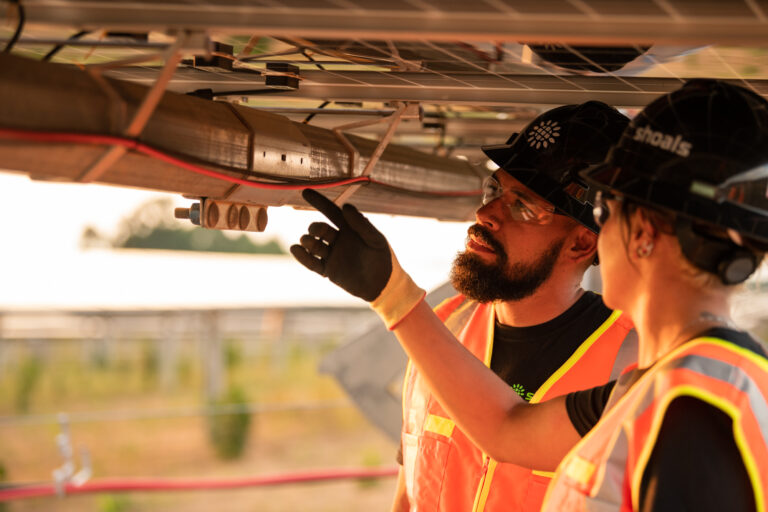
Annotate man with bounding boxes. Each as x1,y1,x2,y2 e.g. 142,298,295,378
292,101,636,512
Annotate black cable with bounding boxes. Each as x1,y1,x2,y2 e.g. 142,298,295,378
42,29,90,61
302,100,330,124
209,88,291,98
302,49,325,70
367,178,480,200
2,0,24,53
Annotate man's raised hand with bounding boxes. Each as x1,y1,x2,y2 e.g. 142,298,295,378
290,189,393,302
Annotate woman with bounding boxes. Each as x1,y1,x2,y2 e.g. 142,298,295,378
292,79,768,510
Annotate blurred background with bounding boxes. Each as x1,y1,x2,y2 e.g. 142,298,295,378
2,171,767,512
0,172,469,512
3,1,768,509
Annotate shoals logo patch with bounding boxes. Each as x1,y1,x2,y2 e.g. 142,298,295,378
633,125,692,157
527,120,561,149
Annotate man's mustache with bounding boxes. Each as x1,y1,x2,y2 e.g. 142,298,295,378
467,224,506,259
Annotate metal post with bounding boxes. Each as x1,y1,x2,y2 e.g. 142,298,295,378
202,310,223,399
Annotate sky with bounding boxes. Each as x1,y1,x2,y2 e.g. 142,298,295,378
0,172,471,309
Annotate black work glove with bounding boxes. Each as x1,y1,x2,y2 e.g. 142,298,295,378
291,189,425,329
290,189,392,301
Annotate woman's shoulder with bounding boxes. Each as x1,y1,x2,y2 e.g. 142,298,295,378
698,327,768,358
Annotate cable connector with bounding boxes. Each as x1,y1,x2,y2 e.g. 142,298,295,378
176,199,268,232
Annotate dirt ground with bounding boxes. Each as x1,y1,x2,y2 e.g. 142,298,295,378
0,337,401,511
1,407,399,511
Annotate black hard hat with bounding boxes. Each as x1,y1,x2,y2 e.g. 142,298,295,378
582,79,768,283
482,101,629,232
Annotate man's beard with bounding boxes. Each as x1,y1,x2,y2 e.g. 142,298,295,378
450,224,565,303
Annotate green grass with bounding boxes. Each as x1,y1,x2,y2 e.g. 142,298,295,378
0,337,344,415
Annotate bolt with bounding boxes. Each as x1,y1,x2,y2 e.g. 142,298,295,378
174,203,201,225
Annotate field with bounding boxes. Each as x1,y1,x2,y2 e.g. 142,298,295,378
0,316,399,512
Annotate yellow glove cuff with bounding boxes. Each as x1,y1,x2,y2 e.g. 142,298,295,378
370,249,426,330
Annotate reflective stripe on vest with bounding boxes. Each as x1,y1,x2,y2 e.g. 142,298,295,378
542,337,768,512
401,294,634,512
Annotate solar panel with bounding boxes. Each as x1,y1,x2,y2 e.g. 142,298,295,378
2,0,768,202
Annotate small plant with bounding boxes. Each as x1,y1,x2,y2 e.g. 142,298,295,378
89,342,109,370
98,494,132,512
176,355,193,385
358,448,383,489
0,460,8,512
141,339,159,388
15,355,42,412
224,338,243,371
207,385,252,460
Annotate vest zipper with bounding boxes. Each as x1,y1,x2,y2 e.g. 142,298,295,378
471,455,491,512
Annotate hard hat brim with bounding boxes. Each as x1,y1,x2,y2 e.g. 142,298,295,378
581,159,768,245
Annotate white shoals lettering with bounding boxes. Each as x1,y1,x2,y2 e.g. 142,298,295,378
632,125,692,157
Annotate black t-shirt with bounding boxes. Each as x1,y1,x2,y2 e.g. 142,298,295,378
397,292,614,464
566,327,767,512
490,291,613,400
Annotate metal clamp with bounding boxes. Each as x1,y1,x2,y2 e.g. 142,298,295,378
76,31,209,183
52,413,92,497
332,101,420,205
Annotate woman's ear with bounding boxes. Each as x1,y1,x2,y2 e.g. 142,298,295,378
567,226,598,264
631,207,659,243
629,207,659,260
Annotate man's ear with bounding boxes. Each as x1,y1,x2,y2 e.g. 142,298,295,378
567,227,598,264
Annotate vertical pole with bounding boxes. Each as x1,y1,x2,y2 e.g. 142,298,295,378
0,312,4,377
159,313,179,391
264,308,286,370
203,310,223,400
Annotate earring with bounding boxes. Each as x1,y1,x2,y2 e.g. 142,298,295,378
636,241,654,258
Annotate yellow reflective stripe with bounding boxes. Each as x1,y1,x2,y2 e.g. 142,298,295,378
423,414,455,438
696,336,768,373
630,385,765,512
564,455,596,486
531,469,555,478
530,310,623,404
484,304,496,367
472,458,498,512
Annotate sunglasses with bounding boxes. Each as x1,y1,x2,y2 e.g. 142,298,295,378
481,175,556,225
593,190,620,227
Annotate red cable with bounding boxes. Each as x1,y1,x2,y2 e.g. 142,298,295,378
0,128,481,197
0,467,398,502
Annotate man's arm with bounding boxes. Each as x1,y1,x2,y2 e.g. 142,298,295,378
390,466,410,512
292,189,580,471
394,300,580,471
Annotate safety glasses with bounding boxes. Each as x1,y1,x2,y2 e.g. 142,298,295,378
481,175,556,224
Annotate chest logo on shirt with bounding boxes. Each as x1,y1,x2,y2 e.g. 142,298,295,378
512,383,535,402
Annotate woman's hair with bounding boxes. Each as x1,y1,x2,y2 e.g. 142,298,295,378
617,199,765,289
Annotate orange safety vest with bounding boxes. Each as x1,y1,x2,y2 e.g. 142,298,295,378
401,294,635,512
542,337,768,512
